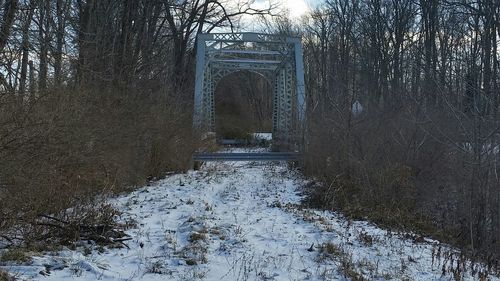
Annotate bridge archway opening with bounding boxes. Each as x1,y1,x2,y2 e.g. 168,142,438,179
214,70,273,142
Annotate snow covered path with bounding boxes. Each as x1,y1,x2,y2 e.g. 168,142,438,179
2,158,498,280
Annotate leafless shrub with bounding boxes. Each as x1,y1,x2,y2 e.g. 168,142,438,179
0,270,14,281
304,104,500,267
316,242,365,280
0,87,195,250
0,249,31,264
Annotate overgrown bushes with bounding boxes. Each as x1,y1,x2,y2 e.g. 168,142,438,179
0,87,195,248
304,105,500,263
0,270,13,281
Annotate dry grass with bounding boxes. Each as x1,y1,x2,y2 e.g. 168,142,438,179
189,232,207,242
316,242,365,280
358,231,374,247
0,270,13,281
319,242,343,258
0,249,31,263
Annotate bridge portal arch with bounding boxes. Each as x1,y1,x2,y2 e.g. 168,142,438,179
215,70,273,137
193,33,306,149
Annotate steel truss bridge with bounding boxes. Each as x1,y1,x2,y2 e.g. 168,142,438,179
193,33,306,162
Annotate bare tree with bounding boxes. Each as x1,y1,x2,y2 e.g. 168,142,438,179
301,0,500,262
0,0,18,91
164,0,276,90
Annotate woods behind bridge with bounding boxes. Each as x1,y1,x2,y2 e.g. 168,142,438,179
299,0,500,262
0,0,499,265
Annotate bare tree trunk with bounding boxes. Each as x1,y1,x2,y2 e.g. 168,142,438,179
28,60,35,100
54,0,67,87
0,0,18,92
480,0,493,114
19,0,36,98
38,0,51,92
420,0,439,106
0,0,17,54
76,0,94,85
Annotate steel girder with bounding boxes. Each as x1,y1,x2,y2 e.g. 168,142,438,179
193,32,306,148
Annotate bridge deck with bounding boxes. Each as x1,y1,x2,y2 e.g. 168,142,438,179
193,152,301,162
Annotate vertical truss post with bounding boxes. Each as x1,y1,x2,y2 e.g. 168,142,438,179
276,67,286,134
273,63,293,148
293,39,307,150
208,69,215,130
294,40,306,128
272,72,280,136
272,67,286,150
283,63,293,132
193,37,206,129
202,66,215,131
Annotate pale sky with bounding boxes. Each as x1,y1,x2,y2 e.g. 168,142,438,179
280,0,312,19
261,0,321,19
233,0,322,31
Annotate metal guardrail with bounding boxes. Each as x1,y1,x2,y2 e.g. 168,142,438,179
192,152,301,162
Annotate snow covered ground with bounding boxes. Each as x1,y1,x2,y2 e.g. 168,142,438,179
1,149,498,281
252,133,273,141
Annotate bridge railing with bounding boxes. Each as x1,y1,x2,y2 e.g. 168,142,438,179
192,152,301,162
